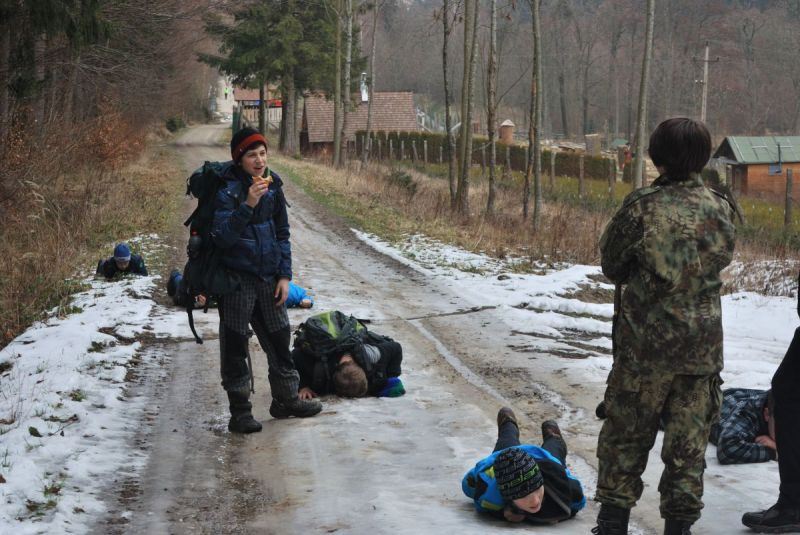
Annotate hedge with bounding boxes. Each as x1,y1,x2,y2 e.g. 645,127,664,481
353,130,615,180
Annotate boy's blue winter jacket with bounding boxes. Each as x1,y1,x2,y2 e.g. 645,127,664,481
462,444,586,523
211,165,292,281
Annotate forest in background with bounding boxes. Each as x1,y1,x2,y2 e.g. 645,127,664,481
370,0,800,140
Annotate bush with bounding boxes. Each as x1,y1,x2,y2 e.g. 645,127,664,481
165,116,185,133
386,169,417,197
354,130,614,180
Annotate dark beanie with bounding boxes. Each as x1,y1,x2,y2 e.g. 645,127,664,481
494,448,544,501
230,127,267,163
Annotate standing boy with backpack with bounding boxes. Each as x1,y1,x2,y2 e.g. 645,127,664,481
209,127,321,433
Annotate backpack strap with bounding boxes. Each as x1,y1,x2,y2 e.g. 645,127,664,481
187,303,203,344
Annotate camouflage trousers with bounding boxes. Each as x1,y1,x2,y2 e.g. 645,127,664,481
596,365,722,522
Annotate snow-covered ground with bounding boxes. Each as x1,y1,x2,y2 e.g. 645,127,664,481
0,229,796,533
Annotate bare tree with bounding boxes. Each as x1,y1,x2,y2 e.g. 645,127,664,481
456,0,479,215
633,0,655,189
485,0,498,216
441,0,458,208
333,0,343,167
340,0,354,165
363,0,381,166
531,0,543,229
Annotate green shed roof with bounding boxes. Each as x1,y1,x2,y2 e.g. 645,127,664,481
713,136,800,164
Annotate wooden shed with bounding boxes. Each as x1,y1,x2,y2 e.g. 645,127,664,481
301,92,418,155
713,136,800,200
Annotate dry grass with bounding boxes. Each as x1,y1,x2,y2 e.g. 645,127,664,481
271,155,609,268
272,155,800,295
0,124,182,347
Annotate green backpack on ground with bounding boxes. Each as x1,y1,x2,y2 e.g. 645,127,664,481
293,311,369,360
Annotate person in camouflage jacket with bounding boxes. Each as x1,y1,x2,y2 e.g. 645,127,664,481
593,118,737,535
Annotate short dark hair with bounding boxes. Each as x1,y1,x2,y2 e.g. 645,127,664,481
333,362,368,398
647,118,712,179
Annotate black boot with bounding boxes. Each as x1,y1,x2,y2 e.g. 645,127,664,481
592,504,630,535
269,397,322,419
227,391,262,433
742,503,800,533
664,518,693,535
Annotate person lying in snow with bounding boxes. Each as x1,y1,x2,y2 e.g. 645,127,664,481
291,313,404,399
599,388,776,466
743,278,800,533
96,243,148,279
462,407,586,524
710,388,776,465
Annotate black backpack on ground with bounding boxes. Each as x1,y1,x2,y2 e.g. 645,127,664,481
293,311,370,389
182,160,241,343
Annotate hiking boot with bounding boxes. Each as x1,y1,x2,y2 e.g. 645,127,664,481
592,504,630,535
497,407,518,429
541,419,561,440
742,503,800,533
228,413,263,434
665,518,693,535
596,400,608,419
269,397,322,419
227,391,262,434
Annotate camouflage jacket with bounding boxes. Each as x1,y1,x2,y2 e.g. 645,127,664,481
600,173,736,375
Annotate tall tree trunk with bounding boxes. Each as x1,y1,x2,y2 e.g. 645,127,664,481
333,0,343,167
457,0,478,215
531,0,543,229
626,23,639,142
340,0,353,165
485,0,497,216
0,25,11,142
284,75,297,155
442,0,457,209
558,71,569,138
633,0,655,189
33,33,46,131
258,81,266,134
363,1,380,166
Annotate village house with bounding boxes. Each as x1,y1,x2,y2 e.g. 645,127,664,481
300,91,418,155
232,86,282,129
712,136,800,200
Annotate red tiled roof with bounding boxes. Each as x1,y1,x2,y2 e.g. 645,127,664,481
304,92,418,143
234,87,260,101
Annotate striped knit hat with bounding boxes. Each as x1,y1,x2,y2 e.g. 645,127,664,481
494,447,544,500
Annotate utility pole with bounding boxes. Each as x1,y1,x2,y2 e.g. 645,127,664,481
694,41,719,124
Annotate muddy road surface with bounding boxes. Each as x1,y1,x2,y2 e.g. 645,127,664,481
91,125,740,535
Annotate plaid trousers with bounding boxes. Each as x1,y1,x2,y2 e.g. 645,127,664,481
218,275,298,400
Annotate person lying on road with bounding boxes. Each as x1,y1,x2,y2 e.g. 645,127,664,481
462,407,586,524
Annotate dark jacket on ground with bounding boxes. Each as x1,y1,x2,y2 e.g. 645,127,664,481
211,165,291,280
293,332,402,396
97,255,148,279
710,387,774,464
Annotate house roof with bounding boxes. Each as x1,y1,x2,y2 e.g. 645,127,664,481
304,92,418,143
713,136,800,164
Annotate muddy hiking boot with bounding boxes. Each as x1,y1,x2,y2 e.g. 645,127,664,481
227,391,262,434
592,504,630,535
664,518,693,535
269,397,322,419
596,400,608,419
541,420,561,440
497,407,518,429
742,503,800,533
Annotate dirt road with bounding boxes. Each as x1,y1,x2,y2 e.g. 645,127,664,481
92,124,740,535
